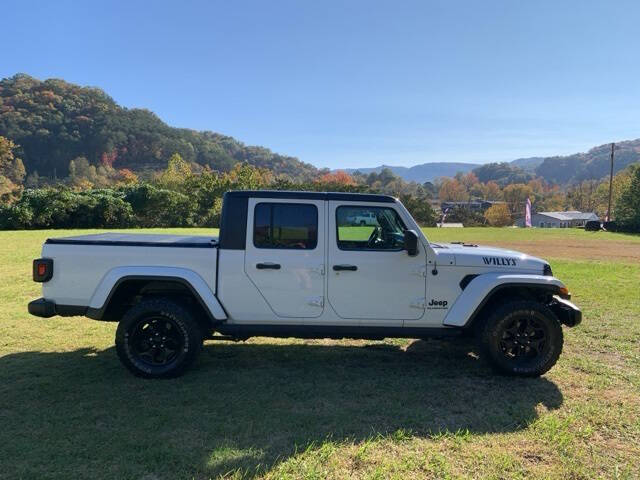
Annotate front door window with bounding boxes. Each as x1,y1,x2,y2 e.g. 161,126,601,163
336,206,406,251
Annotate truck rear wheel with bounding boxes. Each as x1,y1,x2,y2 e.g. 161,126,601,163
115,298,203,378
477,300,563,377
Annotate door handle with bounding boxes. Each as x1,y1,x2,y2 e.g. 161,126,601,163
256,262,281,270
333,264,358,271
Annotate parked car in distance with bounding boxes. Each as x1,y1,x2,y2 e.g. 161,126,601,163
585,220,602,231
346,211,378,226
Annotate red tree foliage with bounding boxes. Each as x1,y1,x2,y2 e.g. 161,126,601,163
315,170,356,186
101,150,117,168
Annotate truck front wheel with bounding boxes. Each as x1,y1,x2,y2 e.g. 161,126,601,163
477,300,563,377
115,298,203,378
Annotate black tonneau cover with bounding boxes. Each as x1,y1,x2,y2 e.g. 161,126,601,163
46,233,218,248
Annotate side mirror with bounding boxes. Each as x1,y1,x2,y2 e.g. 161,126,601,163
404,229,419,256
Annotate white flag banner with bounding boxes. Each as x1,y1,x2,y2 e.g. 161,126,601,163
525,198,532,227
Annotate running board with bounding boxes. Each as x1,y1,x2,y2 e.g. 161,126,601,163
215,324,463,341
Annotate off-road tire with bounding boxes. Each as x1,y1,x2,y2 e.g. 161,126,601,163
477,300,563,377
115,298,203,379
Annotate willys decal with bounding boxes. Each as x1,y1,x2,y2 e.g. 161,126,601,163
482,257,517,266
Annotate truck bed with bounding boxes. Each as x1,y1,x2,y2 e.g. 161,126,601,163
46,233,218,248
41,233,219,307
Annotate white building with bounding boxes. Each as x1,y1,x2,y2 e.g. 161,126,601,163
516,211,599,228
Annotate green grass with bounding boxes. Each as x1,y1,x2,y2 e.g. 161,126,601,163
338,225,375,241
1,228,639,479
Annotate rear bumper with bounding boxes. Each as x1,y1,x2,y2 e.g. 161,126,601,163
28,298,56,317
28,298,87,318
550,295,582,327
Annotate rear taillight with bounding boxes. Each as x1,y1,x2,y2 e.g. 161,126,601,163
33,258,53,282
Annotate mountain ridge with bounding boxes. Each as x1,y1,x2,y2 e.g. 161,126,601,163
341,162,480,183
2,73,638,186
340,140,640,184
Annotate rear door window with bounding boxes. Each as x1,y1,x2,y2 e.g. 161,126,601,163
254,203,318,249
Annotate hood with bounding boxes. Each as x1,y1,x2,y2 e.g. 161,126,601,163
434,242,548,273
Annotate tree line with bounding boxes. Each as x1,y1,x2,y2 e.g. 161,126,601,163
1,131,639,231
0,151,441,230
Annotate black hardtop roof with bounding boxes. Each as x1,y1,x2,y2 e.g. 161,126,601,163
224,190,397,203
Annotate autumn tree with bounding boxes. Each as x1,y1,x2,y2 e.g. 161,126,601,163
566,180,599,212
471,180,503,201
614,165,640,232
484,203,512,227
503,183,534,215
0,136,26,199
458,172,479,192
484,181,503,200
539,193,565,212
68,157,99,189
593,167,635,218
101,151,118,168
527,178,545,195
158,153,192,190
315,170,356,186
227,162,273,189
438,178,468,202
118,169,138,185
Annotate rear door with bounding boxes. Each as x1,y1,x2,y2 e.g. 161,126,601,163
244,198,325,318
327,201,427,321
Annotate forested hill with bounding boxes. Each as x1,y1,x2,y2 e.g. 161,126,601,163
471,141,640,186
0,74,318,181
348,140,640,185
534,139,640,184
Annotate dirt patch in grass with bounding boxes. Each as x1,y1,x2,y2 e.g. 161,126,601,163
485,239,640,262
423,227,640,262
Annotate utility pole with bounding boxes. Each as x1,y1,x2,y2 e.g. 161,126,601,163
606,142,615,222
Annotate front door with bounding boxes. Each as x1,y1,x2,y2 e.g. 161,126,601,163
327,202,427,321
244,198,325,318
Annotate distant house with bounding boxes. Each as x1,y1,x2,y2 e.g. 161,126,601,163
437,223,464,228
515,211,599,228
441,200,505,213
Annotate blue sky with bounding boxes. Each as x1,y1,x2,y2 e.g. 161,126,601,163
2,0,639,169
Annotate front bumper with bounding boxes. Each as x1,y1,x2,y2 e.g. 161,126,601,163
550,295,582,327
28,298,87,318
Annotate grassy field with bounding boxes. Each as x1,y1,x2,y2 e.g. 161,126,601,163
1,227,639,479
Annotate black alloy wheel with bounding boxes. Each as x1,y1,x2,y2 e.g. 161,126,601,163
498,316,547,360
115,298,203,378
129,316,185,367
478,300,563,377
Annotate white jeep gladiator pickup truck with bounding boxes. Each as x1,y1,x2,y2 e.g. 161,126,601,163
28,190,581,378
